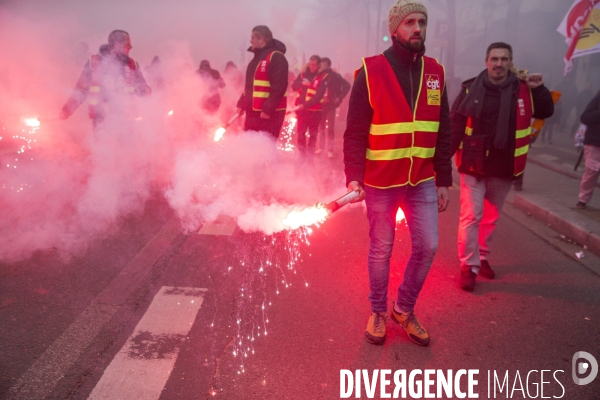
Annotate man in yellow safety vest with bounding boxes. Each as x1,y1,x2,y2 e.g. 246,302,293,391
236,25,288,139
59,30,151,127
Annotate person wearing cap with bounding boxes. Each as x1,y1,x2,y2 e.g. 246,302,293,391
236,25,289,139
344,0,451,346
59,30,151,127
450,43,554,292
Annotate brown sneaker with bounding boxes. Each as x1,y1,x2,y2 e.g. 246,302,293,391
390,306,430,346
479,259,495,279
365,312,387,345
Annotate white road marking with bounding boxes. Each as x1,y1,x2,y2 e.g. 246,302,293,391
8,216,182,400
197,214,237,236
88,286,207,400
8,304,118,400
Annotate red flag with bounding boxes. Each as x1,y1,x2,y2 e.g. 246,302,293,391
558,0,600,75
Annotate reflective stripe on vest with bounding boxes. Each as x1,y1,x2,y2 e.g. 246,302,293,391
513,82,534,176
296,72,328,111
455,80,533,176
363,54,445,188
252,51,287,111
88,55,137,119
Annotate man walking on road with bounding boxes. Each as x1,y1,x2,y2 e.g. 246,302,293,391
316,57,350,158
344,0,451,346
291,55,329,162
451,42,554,291
236,25,288,139
59,30,151,127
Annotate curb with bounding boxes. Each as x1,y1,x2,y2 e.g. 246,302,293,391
512,193,600,258
527,156,600,189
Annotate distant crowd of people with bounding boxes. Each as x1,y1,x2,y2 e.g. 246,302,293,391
61,26,353,161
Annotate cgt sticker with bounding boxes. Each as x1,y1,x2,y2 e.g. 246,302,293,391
425,74,440,90
426,74,441,106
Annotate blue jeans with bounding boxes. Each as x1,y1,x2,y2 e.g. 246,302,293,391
365,180,439,313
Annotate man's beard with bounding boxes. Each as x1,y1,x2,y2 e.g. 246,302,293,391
400,35,425,53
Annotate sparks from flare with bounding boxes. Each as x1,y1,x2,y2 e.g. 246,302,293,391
4,117,40,193
277,117,296,152
214,127,226,142
213,227,311,382
24,117,40,128
396,208,405,223
282,204,329,230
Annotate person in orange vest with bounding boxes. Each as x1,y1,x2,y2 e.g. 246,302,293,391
59,30,151,127
344,0,451,347
236,25,288,139
450,42,554,291
291,55,329,162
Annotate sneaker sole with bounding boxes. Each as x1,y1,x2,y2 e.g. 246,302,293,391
460,283,475,292
365,332,385,345
390,312,430,346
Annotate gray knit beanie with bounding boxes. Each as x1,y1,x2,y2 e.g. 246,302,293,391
388,0,428,36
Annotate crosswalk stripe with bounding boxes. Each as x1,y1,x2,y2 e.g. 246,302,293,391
197,215,237,236
88,286,207,400
7,217,183,400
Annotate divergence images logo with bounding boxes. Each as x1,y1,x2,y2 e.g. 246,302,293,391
572,351,598,386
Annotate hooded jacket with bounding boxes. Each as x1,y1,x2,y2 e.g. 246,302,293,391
323,68,351,108
237,39,289,116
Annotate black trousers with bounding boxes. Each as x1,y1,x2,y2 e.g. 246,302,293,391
296,110,322,158
244,110,286,139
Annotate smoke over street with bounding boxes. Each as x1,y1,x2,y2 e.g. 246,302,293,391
0,2,349,262
0,0,593,263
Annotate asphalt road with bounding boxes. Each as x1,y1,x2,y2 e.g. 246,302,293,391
2,175,599,399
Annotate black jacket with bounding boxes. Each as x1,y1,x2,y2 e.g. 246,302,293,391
291,70,328,110
582,91,600,147
322,68,351,108
237,39,288,116
343,38,452,188
450,74,554,178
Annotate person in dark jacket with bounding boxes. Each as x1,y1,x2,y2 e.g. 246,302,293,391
291,55,329,162
197,60,225,115
316,57,351,158
576,89,600,208
236,25,288,139
344,0,451,347
450,42,554,291
59,30,151,128
572,82,595,134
